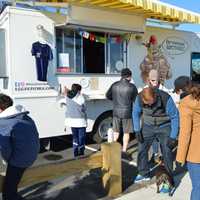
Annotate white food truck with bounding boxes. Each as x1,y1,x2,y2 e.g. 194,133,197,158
0,1,200,146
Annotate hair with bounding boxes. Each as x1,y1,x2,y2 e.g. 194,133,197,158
189,82,200,101
67,83,82,98
71,84,82,93
121,68,132,78
0,93,13,111
140,87,156,103
174,76,191,94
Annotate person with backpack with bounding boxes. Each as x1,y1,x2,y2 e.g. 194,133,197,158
132,87,179,193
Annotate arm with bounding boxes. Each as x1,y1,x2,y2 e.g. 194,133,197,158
82,104,87,122
80,95,87,121
176,102,192,164
132,96,142,132
106,85,113,100
131,84,138,102
166,97,179,139
58,97,66,107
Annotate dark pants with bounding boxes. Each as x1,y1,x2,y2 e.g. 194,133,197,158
2,164,26,200
137,124,173,176
152,139,159,154
187,162,200,200
71,127,86,157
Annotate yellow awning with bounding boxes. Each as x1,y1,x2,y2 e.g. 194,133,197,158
34,0,200,24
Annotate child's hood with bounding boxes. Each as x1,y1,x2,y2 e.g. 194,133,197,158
0,105,28,118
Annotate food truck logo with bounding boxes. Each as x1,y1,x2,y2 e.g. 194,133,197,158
15,82,55,91
162,37,188,55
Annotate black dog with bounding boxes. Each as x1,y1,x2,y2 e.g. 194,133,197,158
155,165,174,196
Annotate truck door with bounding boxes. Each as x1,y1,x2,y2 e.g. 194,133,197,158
0,29,8,89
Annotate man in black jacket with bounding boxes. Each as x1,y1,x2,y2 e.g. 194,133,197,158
106,68,138,153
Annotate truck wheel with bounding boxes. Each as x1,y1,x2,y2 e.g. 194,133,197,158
92,111,113,144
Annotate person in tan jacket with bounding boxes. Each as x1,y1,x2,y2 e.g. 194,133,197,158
176,82,200,200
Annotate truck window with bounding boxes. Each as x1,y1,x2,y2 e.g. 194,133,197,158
191,52,200,83
0,29,7,77
56,29,81,73
83,32,105,73
107,34,126,74
56,28,127,74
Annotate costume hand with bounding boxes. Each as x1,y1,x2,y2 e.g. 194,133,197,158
135,131,144,143
167,137,177,150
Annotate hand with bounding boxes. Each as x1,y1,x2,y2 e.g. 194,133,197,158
135,131,144,143
63,86,69,95
176,161,185,168
167,137,177,150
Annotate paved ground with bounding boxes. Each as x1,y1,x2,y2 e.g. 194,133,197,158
0,136,190,200
116,172,191,200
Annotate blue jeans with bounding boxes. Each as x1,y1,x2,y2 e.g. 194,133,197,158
137,124,173,176
187,162,200,200
152,139,159,154
71,127,86,157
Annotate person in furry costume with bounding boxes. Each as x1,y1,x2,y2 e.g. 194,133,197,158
140,35,172,85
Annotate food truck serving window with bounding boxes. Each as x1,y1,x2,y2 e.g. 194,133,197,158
56,28,127,74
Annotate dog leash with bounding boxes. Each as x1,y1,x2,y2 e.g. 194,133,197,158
149,146,178,173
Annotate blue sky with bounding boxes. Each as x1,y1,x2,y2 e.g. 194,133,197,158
161,0,200,32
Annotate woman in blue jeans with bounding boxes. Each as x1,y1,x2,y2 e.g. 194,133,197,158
176,81,200,200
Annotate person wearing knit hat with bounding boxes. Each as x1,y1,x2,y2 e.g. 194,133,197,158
174,76,190,99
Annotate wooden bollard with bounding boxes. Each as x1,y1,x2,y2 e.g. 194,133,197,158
101,142,122,197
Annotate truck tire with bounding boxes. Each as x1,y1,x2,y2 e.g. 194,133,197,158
92,111,113,144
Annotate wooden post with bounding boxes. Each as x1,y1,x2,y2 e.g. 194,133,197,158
0,152,102,192
101,142,122,197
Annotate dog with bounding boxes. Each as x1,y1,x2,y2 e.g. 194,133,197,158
155,165,174,196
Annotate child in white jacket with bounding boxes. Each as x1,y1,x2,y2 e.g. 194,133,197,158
64,84,87,157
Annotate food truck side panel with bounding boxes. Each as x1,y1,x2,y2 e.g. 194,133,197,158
6,7,66,138
0,7,118,140
131,26,200,88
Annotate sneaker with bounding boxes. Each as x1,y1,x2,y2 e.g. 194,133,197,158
160,183,171,193
134,174,151,183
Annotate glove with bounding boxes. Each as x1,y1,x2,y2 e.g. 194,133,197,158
167,137,177,150
135,131,144,143
176,161,185,168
